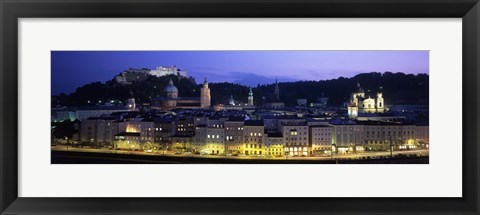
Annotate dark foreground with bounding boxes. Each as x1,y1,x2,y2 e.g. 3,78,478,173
51,150,429,164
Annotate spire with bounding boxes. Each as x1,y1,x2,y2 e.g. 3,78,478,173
203,77,208,86
248,87,254,106
168,78,174,86
357,82,360,88
229,94,235,105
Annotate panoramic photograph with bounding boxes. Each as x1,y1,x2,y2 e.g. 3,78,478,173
51,50,429,164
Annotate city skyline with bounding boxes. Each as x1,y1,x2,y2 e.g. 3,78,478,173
51,51,429,164
51,50,429,95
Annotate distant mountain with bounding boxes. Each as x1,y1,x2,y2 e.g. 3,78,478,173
52,72,429,107
231,73,295,87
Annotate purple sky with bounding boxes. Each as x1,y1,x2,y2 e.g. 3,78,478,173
51,50,429,95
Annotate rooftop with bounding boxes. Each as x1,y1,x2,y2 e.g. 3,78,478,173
244,120,264,126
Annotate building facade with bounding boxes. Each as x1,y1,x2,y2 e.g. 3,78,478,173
243,120,265,156
154,78,211,111
310,125,333,156
225,117,244,155
348,83,386,119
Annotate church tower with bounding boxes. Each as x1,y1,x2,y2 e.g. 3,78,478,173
163,79,178,109
376,87,385,113
348,105,358,119
229,94,235,106
165,79,178,98
274,78,280,100
127,90,136,111
200,77,211,108
248,87,254,106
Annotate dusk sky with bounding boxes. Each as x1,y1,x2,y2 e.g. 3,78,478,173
51,51,429,95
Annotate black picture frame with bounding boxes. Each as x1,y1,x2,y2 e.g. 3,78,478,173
1,0,479,214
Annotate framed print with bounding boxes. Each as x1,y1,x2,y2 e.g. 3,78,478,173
1,0,479,214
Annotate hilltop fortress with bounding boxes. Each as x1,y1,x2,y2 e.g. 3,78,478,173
115,66,188,84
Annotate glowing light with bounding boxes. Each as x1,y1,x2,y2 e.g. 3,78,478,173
126,124,139,133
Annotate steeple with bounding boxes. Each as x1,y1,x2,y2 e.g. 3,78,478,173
200,77,211,108
229,94,235,106
274,78,280,100
127,89,136,111
248,87,254,106
203,77,208,87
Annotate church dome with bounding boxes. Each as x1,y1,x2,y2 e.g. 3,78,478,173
164,79,178,93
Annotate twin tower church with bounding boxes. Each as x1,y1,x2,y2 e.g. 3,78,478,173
347,82,386,119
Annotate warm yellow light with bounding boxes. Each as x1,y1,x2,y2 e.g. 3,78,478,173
126,124,139,133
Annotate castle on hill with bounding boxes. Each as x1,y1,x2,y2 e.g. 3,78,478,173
115,66,188,85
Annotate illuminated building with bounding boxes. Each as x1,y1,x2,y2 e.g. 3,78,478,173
348,83,386,119
415,124,429,147
265,133,284,157
192,125,207,154
331,120,418,152
331,121,365,154
171,134,193,153
154,78,211,111
309,125,333,156
225,116,245,155
80,117,126,144
154,118,176,150
281,120,309,156
115,66,188,85
139,118,154,142
127,90,136,111
248,87,254,106
114,132,141,150
176,117,195,136
205,127,225,155
200,78,211,108
149,66,188,78
243,120,264,156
